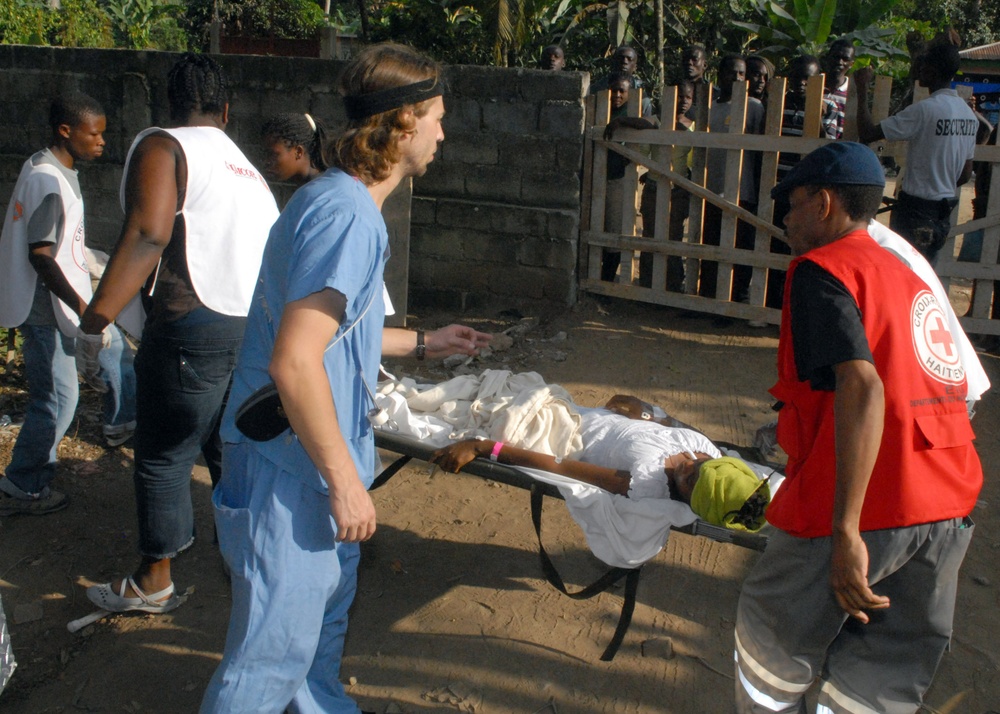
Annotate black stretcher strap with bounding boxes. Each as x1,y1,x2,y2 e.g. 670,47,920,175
530,484,641,661
370,454,412,491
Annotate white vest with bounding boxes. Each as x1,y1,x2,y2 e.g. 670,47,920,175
0,155,93,336
122,127,279,316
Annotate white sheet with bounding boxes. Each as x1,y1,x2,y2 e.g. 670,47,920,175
376,370,583,458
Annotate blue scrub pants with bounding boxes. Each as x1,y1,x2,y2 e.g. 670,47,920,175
200,441,362,714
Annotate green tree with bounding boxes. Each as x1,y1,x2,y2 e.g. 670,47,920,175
54,0,115,48
1,0,179,49
105,0,186,50
368,0,492,65
733,0,908,66
475,0,601,65
0,0,53,45
184,0,327,49
894,0,1000,47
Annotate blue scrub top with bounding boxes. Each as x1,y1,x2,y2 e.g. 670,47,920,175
221,168,389,492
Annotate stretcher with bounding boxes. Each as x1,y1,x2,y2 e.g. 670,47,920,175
372,430,771,661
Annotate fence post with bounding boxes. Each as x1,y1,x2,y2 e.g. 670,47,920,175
713,82,750,302
685,82,712,294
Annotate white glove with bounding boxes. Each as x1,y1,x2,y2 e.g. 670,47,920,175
76,325,113,349
75,326,113,392
752,420,778,459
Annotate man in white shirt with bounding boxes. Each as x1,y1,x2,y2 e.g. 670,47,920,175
0,93,112,515
855,42,977,263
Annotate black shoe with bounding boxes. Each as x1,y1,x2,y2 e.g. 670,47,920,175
0,483,68,516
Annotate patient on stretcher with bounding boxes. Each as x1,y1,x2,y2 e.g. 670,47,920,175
430,394,771,532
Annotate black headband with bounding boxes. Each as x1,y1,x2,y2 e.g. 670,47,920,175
343,78,443,121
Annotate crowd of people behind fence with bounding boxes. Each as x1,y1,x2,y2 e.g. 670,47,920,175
0,31,992,713
552,33,995,327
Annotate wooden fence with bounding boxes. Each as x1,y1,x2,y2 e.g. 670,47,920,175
580,74,1000,335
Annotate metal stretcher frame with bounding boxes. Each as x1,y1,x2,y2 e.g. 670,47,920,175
372,431,770,661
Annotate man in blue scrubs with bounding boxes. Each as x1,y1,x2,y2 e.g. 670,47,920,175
200,43,491,714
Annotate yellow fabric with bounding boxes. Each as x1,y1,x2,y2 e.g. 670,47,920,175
690,457,769,531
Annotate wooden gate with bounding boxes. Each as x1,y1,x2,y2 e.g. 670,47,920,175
580,74,1000,335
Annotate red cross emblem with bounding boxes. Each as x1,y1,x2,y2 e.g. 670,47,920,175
928,316,954,358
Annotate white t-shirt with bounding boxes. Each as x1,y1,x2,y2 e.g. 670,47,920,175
880,89,977,201
576,407,720,500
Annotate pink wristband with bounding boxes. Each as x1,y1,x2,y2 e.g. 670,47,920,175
490,441,504,462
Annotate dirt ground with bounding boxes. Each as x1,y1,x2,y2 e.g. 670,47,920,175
1,293,998,714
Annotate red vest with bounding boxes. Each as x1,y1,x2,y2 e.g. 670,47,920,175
768,230,981,537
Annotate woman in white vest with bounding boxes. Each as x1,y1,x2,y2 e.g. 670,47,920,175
0,93,119,516
79,55,279,613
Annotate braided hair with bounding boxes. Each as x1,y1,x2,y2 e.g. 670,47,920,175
167,53,228,123
260,113,329,171
49,91,104,131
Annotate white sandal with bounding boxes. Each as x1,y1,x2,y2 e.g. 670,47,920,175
86,576,185,614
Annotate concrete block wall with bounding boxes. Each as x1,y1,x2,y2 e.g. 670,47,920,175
0,45,586,311
412,65,587,309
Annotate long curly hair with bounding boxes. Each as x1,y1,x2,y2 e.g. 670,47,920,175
330,43,442,185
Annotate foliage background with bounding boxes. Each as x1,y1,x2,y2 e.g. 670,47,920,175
0,0,998,87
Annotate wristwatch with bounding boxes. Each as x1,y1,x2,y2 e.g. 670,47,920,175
415,330,426,361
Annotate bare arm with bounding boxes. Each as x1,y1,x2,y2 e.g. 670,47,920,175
430,439,631,496
381,324,492,360
270,287,376,543
853,68,885,145
28,243,87,317
957,159,974,187
79,134,182,334
830,359,890,622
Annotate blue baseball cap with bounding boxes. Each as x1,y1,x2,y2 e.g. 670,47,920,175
771,141,885,201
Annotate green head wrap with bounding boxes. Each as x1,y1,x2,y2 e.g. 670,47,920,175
689,457,770,532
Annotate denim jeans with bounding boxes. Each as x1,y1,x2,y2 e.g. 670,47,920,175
99,324,137,428
890,191,959,265
133,311,245,559
3,323,79,496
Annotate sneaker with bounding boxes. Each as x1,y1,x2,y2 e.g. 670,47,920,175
104,420,136,447
0,487,68,516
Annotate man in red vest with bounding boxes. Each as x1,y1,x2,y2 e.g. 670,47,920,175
734,142,981,714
